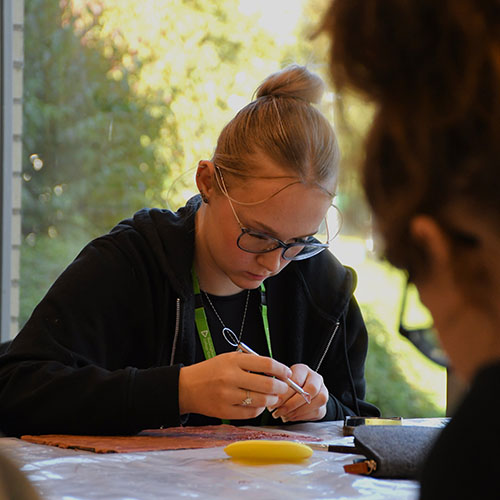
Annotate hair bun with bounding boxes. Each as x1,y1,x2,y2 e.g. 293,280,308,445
255,64,325,105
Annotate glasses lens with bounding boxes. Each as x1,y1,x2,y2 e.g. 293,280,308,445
315,218,329,245
238,230,328,260
238,230,280,253
283,243,327,261
320,205,343,243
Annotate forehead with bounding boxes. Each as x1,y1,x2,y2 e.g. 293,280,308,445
232,181,333,237
218,153,335,236
225,151,336,197
224,163,335,204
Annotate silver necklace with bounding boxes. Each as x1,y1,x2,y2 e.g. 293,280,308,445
202,289,251,345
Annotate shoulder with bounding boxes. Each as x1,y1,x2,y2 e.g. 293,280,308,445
66,198,200,290
454,361,500,421
420,361,500,497
96,197,201,259
109,196,200,244
441,361,500,433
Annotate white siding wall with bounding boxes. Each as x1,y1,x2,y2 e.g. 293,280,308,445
4,0,23,339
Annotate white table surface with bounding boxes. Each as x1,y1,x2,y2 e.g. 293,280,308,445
1,419,447,500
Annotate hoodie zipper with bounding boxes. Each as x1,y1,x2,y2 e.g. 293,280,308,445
169,297,181,366
314,320,340,371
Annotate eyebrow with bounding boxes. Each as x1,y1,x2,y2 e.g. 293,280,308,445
244,218,317,241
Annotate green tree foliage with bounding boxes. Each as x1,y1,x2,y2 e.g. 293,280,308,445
22,0,310,238
23,0,170,237
364,310,443,417
59,0,301,210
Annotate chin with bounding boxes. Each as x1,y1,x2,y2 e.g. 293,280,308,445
231,274,263,290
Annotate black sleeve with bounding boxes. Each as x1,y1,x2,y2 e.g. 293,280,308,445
0,230,182,436
322,298,380,420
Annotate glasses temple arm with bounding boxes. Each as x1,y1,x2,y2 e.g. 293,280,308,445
214,166,245,228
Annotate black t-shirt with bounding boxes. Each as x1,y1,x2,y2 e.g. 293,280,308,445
189,287,276,426
194,288,271,360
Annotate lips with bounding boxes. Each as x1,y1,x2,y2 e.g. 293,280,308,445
246,271,272,281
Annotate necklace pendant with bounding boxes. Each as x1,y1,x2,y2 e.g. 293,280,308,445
222,327,239,347
203,289,251,349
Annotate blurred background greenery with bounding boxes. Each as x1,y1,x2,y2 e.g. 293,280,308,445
20,0,446,418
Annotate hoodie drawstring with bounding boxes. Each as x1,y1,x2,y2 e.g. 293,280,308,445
342,314,361,415
169,297,181,366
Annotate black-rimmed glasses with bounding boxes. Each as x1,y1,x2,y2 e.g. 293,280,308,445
237,227,329,261
215,165,330,261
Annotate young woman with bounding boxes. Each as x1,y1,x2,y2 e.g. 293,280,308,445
321,1,500,497
0,64,379,436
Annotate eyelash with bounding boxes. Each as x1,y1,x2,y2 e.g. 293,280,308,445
247,228,310,245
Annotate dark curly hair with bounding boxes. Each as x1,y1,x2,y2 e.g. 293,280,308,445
320,0,500,281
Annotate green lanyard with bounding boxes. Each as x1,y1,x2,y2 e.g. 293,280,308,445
192,268,273,425
192,269,273,360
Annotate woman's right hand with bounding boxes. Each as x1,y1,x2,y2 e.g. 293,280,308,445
178,352,292,420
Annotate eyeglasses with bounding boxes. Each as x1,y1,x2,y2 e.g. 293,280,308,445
398,278,448,367
236,227,329,261
215,165,330,261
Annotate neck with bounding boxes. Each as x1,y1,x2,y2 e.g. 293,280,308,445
194,209,243,296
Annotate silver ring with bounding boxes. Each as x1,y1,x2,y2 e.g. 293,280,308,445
242,390,252,406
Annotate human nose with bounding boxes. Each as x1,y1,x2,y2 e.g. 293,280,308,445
256,248,284,273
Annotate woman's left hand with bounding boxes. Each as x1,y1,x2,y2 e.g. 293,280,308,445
269,363,328,422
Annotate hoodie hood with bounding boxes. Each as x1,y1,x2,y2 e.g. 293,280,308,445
283,249,357,321
112,196,201,299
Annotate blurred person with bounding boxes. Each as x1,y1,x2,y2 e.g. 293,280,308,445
0,64,378,436
0,448,41,499
320,0,500,497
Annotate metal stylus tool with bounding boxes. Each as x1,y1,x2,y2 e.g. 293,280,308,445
223,328,312,404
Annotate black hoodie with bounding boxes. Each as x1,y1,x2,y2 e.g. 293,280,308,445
0,196,379,436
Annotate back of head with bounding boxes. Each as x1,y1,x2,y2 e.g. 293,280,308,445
321,0,500,283
213,64,339,191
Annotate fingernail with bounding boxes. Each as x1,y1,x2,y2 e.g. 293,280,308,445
272,409,281,419
281,416,288,423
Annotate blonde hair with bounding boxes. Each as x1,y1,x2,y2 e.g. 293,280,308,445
213,64,339,194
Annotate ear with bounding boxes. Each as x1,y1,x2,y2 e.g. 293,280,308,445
410,215,452,270
195,161,216,201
